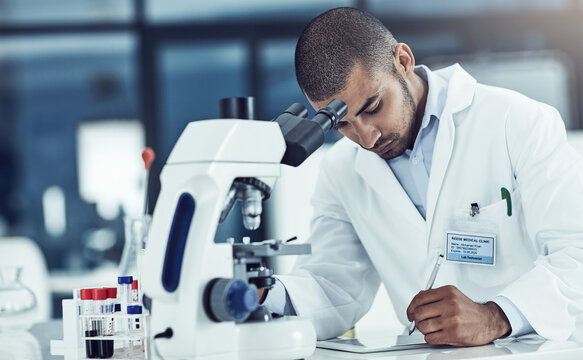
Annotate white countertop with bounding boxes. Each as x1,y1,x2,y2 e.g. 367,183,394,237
309,336,583,360
6,320,582,360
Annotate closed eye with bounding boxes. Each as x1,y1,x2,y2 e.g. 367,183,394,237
365,100,383,115
334,121,348,130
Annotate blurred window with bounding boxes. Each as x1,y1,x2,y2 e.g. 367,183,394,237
77,120,145,220
0,0,133,25
425,51,576,129
159,42,249,158
397,33,464,58
0,33,138,268
259,40,305,118
368,0,570,17
146,0,352,23
259,39,343,143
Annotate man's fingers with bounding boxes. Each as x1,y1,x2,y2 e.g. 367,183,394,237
412,302,445,323
406,291,423,321
424,330,447,345
407,285,459,320
416,315,443,335
407,286,505,346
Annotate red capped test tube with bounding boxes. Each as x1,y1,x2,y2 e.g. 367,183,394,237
80,288,97,359
93,288,113,359
104,287,117,356
131,280,139,305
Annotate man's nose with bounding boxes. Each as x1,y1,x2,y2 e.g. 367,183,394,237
354,120,380,149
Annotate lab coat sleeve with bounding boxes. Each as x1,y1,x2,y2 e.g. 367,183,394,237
492,295,534,336
500,101,583,340
276,151,381,340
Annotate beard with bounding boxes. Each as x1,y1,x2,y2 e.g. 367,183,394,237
374,74,418,160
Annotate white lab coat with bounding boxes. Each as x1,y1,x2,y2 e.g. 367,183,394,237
277,64,583,341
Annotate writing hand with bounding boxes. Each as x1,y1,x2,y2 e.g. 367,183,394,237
406,285,511,346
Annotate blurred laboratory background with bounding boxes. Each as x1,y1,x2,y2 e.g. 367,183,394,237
2,0,583,322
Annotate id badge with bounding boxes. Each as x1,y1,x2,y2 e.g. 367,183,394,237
446,231,495,265
446,208,498,266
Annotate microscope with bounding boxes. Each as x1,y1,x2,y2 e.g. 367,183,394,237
142,97,347,359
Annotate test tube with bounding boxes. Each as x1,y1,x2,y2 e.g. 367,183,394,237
72,288,83,349
93,288,113,359
117,276,133,314
104,288,117,357
131,280,139,305
127,305,143,355
80,289,97,359
113,282,121,323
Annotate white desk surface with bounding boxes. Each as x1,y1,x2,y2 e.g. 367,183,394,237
309,337,583,360
8,320,583,360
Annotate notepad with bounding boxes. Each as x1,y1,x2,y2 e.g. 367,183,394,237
316,333,431,353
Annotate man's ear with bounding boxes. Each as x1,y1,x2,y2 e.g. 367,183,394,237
394,43,416,76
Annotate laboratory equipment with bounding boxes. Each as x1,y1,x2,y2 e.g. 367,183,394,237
119,216,151,277
80,289,98,358
51,280,150,359
127,305,145,356
131,280,139,304
0,266,38,331
103,288,116,357
0,330,42,360
93,288,113,359
142,147,156,215
117,276,133,314
142,97,347,360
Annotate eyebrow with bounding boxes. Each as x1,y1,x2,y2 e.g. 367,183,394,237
355,92,381,117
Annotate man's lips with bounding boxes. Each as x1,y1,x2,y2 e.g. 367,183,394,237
373,139,395,155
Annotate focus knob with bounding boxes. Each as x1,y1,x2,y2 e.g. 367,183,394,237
204,278,259,322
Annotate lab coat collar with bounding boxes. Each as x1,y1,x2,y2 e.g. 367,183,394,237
355,146,426,226
414,64,448,126
354,63,477,234
425,64,476,235
433,63,476,115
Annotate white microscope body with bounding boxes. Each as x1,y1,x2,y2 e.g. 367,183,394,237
143,99,347,360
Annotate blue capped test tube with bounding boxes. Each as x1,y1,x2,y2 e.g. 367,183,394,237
117,276,133,314
127,305,144,356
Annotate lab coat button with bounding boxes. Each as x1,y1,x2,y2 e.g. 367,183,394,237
412,157,420,165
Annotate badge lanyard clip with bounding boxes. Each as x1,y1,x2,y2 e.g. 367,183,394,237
470,203,480,217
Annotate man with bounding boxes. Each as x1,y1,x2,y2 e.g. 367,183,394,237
261,7,583,346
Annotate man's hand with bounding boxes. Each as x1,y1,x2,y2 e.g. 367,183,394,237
406,285,511,346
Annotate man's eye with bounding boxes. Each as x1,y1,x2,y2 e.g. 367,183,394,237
365,100,383,115
334,121,348,130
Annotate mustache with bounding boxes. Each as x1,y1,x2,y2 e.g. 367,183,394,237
372,133,399,151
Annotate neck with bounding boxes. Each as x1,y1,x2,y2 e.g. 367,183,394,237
408,73,428,150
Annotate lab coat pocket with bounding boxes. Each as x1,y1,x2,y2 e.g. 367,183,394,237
454,188,533,290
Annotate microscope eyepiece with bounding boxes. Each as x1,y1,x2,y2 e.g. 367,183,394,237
312,99,348,132
219,97,256,120
275,98,348,167
283,103,308,118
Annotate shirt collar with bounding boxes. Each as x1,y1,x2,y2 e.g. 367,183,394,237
414,65,448,130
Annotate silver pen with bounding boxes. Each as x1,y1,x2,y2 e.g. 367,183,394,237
408,252,445,335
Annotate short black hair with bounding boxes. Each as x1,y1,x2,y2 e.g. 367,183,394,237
295,7,398,102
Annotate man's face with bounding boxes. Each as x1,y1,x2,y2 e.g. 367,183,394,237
309,62,418,160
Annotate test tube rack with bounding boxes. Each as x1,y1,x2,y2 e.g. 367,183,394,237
51,298,150,359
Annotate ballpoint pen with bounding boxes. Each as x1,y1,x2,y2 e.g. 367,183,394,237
408,252,445,335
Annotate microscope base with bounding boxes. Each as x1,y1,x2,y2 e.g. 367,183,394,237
236,317,316,360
